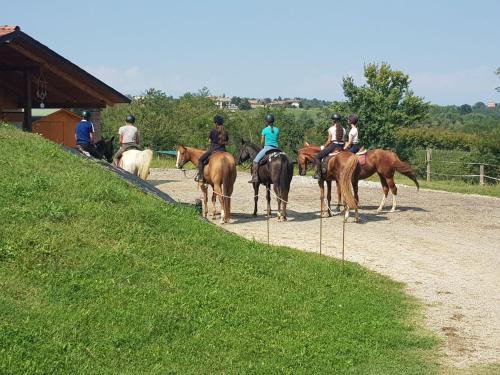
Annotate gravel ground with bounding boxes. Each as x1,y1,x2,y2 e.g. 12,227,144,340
150,168,500,370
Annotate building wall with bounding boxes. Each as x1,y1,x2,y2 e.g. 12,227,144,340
32,110,80,147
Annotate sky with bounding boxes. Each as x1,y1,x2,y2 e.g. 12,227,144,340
3,0,500,105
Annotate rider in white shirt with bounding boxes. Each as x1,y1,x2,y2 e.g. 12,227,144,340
344,114,360,154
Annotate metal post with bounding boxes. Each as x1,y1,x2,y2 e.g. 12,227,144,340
426,148,432,182
479,164,485,186
319,200,323,255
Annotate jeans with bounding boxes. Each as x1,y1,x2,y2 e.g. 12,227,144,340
346,144,360,153
315,142,344,161
253,145,277,163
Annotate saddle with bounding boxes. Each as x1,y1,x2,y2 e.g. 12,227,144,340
320,150,342,176
258,148,283,166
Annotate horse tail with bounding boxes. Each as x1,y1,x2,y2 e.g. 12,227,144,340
279,155,293,196
339,154,359,210
222,157,237,221
393,155,419,190
137,149,153,180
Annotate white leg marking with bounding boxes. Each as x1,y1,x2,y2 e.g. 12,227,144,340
175,151,180,169
390,195,397,213
376,195,386,213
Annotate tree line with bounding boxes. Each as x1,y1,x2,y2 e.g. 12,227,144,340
101,63,500,165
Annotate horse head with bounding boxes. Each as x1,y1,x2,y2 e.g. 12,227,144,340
95,136,114,163
297,147,317,176
236,140,257,165
176,145,189,169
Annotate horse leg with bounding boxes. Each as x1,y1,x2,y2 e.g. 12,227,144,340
326,180,333,216
386,177,398,212
214,184,225,222
200,185,209,218
281,190,289,221
253,183,259,216
274,185,282,221
211,190,218,220
376,174,389,213
319,181,326,217
266,185,272,217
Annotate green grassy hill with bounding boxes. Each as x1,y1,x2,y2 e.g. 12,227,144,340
0,124,438,374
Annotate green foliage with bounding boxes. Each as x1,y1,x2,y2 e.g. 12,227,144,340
0,125,439,374
342,63,429,149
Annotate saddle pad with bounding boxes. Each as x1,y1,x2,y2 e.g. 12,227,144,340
356,150,367,156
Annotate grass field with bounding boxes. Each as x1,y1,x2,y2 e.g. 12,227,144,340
0,124,441,373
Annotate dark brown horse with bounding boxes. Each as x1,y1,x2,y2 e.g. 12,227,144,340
236,141,294,221
176,145,237,224
297,144,419,217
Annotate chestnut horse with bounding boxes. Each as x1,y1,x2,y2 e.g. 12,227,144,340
297,144,419,216
176,145,237,224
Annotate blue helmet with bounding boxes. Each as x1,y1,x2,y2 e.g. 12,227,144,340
265,114,275,124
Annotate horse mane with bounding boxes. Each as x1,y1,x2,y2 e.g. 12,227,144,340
243,141,260,152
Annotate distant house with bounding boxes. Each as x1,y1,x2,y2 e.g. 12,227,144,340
270,99,301,108
487,102,497,108
209,96,232,109
249,99,264,109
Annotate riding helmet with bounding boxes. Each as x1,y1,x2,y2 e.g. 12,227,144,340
213,115,224,125
81,110,91,120
348,114,358,125
126,114,136,124
330,113,342,121
265,114,275,124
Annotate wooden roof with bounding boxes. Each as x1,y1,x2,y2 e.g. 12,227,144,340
0,26,130,108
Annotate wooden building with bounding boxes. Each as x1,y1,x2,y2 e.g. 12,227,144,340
0,25,130,132
32,109,81,147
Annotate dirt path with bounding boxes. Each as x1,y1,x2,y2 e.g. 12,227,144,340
150,168,500,370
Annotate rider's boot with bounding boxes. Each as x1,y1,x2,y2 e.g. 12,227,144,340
313,159,322,179
248,162,259,183
194,163,205,182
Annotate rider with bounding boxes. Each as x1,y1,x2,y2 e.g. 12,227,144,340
344,114,361,153
75,110,100,158
194,115,228,182
313,113,345,179
249,114,280,183
113,114,141,166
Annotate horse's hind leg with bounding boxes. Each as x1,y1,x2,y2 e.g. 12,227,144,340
266,185,271,217
210,191,217,220
377,174,389,213
281,190,289,221
201,185,209,218
386,177,398,212
274,185,282,221
253,183,259,216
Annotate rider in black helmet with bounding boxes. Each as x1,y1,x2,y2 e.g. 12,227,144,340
313,113,346,179
113,114,141,166
75,110,100,158
194,115,229,182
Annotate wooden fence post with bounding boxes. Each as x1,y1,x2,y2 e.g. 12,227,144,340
479,164,485,186
426,148,432,182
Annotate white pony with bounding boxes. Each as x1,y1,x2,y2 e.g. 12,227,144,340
119,149,154,180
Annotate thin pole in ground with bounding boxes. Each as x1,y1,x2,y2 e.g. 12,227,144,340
319,198,323,255
342,209,346,272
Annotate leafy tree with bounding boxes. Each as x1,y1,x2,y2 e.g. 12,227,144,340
231,96,242,106
472,101,486,111
459,104,472,115
197,86,211,97
496,67,500,92
238,98,252,110
342,62,429,149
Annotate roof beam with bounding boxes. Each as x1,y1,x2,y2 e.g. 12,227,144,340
8,43,112,106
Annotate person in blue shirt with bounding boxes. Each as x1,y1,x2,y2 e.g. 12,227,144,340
75,110,100,158
194,115,229,182
249,114,280,183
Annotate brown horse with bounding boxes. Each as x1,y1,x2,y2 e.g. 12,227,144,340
176,145,237,224
297,144,419,217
